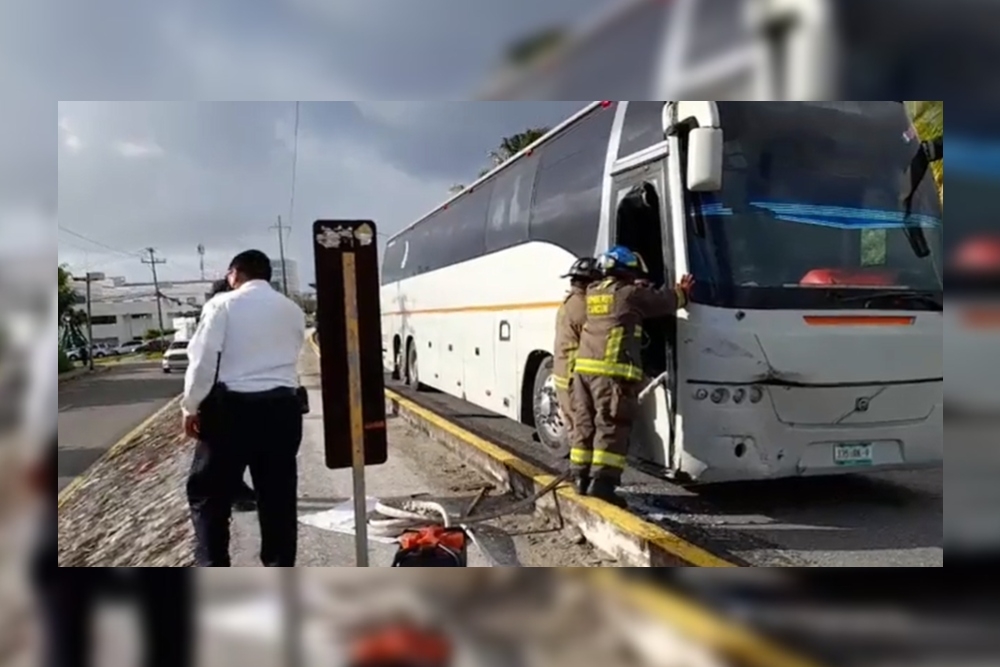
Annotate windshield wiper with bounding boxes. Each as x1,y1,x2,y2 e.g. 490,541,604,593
832,289,942,310
900,137,943,259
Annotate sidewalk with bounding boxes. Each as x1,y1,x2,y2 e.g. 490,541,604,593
220,342,613,567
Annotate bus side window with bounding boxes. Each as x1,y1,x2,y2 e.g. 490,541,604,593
381,238,405,284
529,107,615,257
485,156,536,253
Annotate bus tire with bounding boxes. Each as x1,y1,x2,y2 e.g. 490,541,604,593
531,356,570,458
405,338,421,389
391,335,402,380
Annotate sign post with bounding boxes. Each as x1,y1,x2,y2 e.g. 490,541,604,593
312,220,388,567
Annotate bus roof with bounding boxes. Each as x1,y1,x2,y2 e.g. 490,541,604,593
386,100,608,244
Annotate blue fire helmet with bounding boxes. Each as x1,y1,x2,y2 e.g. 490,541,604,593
598,246,648,275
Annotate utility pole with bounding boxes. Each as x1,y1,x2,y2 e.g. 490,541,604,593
270,215,291,295
142,248,167,336
73,272,105,371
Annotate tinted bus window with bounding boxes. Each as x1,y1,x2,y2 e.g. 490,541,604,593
485,154,538,253
618,102,665,158
442,182,492,268
381,238,406,284
529,106,615,257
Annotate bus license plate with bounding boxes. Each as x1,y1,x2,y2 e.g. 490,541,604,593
834,443,873,466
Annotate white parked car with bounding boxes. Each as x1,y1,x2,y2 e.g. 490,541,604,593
117,340,143,356
161,340,190,373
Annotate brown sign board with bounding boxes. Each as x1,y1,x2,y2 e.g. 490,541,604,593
312,220,388,469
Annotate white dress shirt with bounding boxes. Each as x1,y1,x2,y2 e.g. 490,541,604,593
182,280,306,416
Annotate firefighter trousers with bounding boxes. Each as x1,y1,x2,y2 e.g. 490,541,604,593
569,373,637,483
555,380,575,444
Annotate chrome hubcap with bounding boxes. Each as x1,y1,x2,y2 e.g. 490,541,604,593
538,374,566,441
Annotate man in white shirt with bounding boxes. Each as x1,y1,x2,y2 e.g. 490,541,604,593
183,250,306,567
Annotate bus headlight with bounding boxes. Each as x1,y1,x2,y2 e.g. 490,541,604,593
733,388,746,403
711,388,729,404
750,386,764,403
694,388,709,400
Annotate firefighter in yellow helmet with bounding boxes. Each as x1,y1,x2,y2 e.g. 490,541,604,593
552,257,601,489
570,245,694,507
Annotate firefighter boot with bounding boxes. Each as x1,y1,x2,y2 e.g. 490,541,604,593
589,477,628,509
573,474,591,496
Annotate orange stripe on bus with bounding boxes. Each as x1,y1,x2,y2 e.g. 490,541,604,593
382,301,562,316
803,315,915,326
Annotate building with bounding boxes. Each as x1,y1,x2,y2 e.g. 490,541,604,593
71,277,217,346
270,258,300,296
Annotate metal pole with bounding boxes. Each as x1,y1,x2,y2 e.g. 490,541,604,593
343,251,368,567
278,216,289,295
85,276,94,371
143,248,166,336
281,568,304,667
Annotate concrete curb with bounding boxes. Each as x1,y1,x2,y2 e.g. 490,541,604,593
308,331,735,567
57,394,183,510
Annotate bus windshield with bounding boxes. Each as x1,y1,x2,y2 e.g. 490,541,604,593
687,102,943,310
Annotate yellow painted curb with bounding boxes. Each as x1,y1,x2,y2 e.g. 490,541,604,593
588,571,827,667
57,394,183,510
310,330,735,567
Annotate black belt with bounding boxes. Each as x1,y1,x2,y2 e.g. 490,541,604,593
228,387,297,402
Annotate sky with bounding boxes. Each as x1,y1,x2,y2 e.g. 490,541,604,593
0,0,612,286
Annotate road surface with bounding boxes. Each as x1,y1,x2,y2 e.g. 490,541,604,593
384,378,943,568
57,362,182,493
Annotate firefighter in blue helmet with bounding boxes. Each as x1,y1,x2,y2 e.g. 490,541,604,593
570,246,694,507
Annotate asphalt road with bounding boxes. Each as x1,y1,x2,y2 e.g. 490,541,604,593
57,362,183,493
385,378,943,568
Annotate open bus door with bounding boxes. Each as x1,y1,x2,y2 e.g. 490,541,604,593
608,147,680,474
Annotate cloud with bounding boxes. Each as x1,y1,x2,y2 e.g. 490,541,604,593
114,140,164,158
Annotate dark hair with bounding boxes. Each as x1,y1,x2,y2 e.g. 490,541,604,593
210,279,230,297
229,249,272,282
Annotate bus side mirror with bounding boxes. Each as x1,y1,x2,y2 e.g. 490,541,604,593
686,128,723,192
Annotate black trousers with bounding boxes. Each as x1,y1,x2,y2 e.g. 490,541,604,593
187,388,303,566
39,571,193,667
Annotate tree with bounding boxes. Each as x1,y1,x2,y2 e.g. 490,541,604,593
58,265,88,350
487,128,549,169
905,101,944,202
58,265,78,322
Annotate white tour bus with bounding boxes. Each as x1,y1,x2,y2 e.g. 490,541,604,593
381,101,943,483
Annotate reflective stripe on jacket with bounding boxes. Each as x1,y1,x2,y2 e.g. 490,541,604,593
552,285,588,389
575,277,682,381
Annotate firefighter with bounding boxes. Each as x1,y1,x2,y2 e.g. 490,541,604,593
552,257,601,488
570,245,694,507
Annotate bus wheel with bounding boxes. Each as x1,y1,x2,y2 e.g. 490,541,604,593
532,357,569,457
392,336,402,380
405,339,420,388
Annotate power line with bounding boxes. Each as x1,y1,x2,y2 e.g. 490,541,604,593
58,225,143,259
